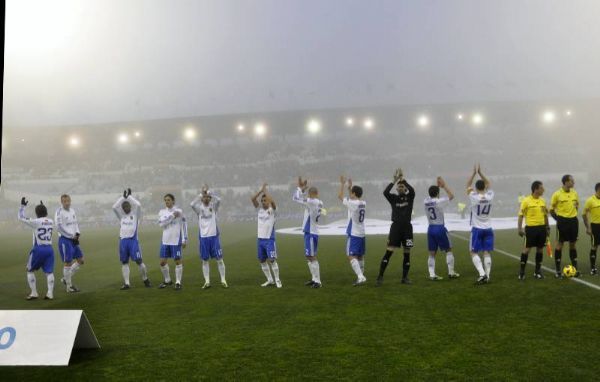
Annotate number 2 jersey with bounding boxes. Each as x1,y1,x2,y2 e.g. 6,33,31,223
292,187,323,235
469,190,494,229
19,206,54,246
343,198,366,238
423,196,450,226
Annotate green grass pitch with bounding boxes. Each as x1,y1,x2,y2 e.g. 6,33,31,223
1,223,599,380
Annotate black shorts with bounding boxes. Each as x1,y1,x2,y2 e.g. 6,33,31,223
591,223,600,248
525,225,547,249
556,216,578,243
388,222,414,248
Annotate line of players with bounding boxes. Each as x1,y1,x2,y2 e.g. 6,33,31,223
18,165,600,299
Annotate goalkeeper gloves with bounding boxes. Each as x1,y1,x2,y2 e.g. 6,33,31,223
21,197,28,206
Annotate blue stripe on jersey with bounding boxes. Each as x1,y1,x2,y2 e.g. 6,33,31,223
270,224,276,240
304,218,310,233
346,220,352,236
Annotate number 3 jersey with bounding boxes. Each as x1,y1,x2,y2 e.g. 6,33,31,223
423,196,450,226
343,198,366,237
19,206,54,245
469,190,495,229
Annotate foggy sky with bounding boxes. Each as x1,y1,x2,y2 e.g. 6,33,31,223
4,0,600,127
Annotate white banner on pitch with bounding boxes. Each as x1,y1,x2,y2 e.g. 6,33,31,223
0,310,100,366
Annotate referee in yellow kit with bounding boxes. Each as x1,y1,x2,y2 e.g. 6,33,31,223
517,181,549,280
549,174,580,278
582,183,600,275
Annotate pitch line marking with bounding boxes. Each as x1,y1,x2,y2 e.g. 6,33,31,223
449,233,600,292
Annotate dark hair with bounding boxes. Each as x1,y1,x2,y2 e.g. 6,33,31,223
351,185,363,198
531,181,543,193
60,194,70,199
428,185,440,197
561,174,572,185
595,183,600,192
122,201,131,208
35,204,48,218
164,193,175,201
475,180,485,191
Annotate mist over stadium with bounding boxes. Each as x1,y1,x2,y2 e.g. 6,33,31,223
2,0,600,380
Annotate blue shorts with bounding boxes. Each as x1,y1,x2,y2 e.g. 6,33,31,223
160,244,182,260
120,237,142,263
27,245,54,273
199,236,223,261
346,236,365,256
257,238,277,261
427,225,452,252
304,233,319,257
58,236,84,263
470,227,494,252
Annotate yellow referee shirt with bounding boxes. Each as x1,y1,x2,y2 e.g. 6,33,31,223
519,195,547,226
550,188,579,218
583,195,600,224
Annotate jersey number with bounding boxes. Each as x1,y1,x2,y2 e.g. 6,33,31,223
427,207,437,221
476,204,491,216
37,227,52,241
358,209,365,223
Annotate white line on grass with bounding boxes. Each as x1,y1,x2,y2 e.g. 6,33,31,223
450,232,600,292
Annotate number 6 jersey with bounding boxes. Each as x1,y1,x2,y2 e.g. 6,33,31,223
343,198,366,237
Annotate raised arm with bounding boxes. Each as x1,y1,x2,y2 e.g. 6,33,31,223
477,164,491,189
403,180,415,200
128,195,142,219
268,194,277,210
383,182,395,203
438,177,454,201
18,199,37,229
251,184,267,208
112,196,126,220
466,164,477,194
293,186,307,205
210,193,221,212
190,194,202,215
338,175,346,201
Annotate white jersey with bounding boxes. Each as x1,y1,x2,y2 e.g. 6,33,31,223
158,206,188,245
112,196,142,239
343,198,366,237
469,190,494,229
424,196,450,226
55,206,80,239
19,206,54,246
191,195,221,238
292,187,323,235
257,207,276,240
